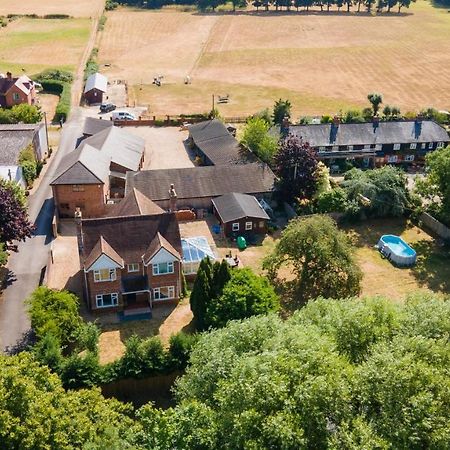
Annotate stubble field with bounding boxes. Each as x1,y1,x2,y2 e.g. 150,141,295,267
98,1,450,117
0,0,105,18
0,18,91,75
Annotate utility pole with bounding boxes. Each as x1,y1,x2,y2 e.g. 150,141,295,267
43,112,50,157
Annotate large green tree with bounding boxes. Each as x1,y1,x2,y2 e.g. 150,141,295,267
264,215,362,301
134,295,450,449
272,98,292,125
206,268,279,328
240,117,278,164
416,145,450,225
367,92,383,116
0,353,135,449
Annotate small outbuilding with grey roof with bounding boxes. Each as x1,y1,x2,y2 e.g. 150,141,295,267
84,72,108,105
212,192,270,238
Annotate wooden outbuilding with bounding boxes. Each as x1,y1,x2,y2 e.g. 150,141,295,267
84,72,107,105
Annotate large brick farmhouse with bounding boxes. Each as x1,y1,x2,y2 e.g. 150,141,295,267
289,119,449,168
0,72,37,108
51,126,145,218
78,191,182,314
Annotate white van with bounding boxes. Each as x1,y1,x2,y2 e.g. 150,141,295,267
111,111,136,121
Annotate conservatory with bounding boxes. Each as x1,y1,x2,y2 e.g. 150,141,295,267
181,236,216,275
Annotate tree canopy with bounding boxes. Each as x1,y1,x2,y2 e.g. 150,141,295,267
0,181,34,245
240,117,278,164
134,294,450,449
274,135,319,202
0,353,135,449
264,215,362,301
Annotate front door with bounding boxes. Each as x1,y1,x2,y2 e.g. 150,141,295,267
127,293,137,306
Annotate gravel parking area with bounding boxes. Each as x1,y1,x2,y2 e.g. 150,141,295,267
125,126,195,170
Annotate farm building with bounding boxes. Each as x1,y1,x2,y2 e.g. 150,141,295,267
84,72,107,105
0,72,37,108
288,119,449,169
212,192,270,238
0,123,48,187
125,163,276,211
188,119,256,165
51,125,145,218
83,117,114,137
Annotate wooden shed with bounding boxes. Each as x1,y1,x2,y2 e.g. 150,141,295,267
212,192,270,238
84,73,107,105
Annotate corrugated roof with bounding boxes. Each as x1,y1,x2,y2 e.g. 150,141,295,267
83,117,114,136
289,120,449,147
81,213,181,266
125,163,276,201
105,188,165,217
188,119,254,165
84,72,107,94
212,193,270,223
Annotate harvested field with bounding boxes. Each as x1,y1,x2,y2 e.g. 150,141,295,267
0,0,104,18
99,2,450,116
0,18,91,75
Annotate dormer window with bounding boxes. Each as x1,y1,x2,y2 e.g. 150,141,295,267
93,268,116,282
393,144,401,151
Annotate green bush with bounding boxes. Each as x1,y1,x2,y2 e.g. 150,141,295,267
84,48,99,81
20,160,37,185
35,69,73,83
105,0,119,10
60,352,101,389
315,187,348,213
73,322,100,354
98,14,107,31
0,242,8,266
33,332,63,372
43,14,71,19
54,82,71,122
168,332,199,370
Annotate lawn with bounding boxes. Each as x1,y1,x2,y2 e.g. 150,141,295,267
0,18,91,75
99,1,450,116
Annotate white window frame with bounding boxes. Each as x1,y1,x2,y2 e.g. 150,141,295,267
404,155,415,162
318,146,326,153
127,263,139,273
232,222,239,231
393,143,401,151
259,221,265,228
387,155,398,163
364,144,371,150
152,261,174,276
421,143,426,149
410,143,417,150
12,92,20,101
332,145,339,152
375,144,382,151
72,184,85,192
428,142,433,149
93,268,116,282
437,141,444,149
96,293,118,308
347,145,354,151
153,286,175,301
245,222,253,231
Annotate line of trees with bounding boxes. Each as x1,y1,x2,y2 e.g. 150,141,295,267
115,0,416,13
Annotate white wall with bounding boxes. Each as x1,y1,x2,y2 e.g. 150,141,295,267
0,165,26,189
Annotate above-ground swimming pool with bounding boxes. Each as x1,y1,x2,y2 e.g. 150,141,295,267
377,235,417,267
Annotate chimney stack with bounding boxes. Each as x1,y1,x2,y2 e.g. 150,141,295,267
6,72,12,80
74,208,83,253
169,184,177,212
332,116,340,126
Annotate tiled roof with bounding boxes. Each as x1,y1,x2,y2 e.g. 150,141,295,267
188,119,255,165
83,117,114,136
289,120,449,147
212,193,270,223
105,188,165,217
0,124,40,165
84,235,125,270
81,213,181,266
142,231,181,264
51,126,144,185
125,163,276,201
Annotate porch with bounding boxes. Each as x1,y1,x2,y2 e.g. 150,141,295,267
121,275,152,318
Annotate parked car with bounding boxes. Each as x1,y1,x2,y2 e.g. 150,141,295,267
99,103,116,113
111,111,136,121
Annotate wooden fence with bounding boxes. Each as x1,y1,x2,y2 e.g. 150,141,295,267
114,115,250,127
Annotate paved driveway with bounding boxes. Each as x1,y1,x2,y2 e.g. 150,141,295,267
126,126,195,170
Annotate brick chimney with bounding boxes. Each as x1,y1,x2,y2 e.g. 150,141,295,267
74,208,83,253
332,115,340,126
372,115,380,130
6,72,12,80
169,184,177,212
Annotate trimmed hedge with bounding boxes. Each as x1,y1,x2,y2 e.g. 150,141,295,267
55,82,71,122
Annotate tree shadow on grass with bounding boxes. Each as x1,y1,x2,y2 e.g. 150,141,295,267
410,240,450,293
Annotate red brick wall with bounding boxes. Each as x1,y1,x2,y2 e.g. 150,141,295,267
4,84,35,107
146,260,181,303
52,184,108,218
86,269,123,311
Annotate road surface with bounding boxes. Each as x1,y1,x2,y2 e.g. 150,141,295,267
0,110,85,352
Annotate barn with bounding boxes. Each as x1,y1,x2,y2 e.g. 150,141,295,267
84,73,107,105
